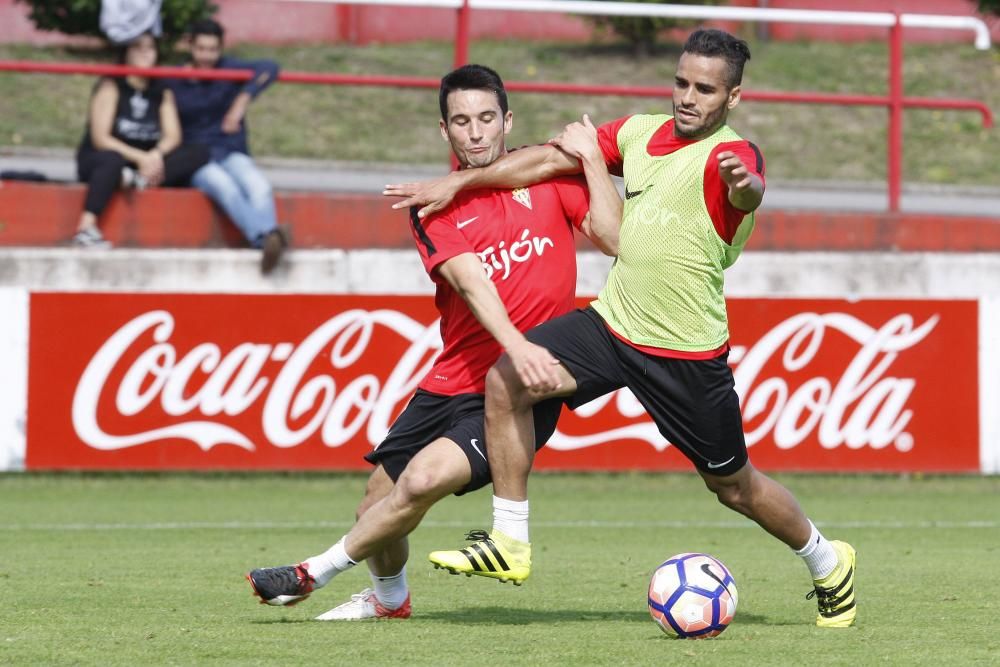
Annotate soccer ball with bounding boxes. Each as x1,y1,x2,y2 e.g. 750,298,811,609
647,553,738,639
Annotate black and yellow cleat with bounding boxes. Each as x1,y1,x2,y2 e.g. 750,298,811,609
429,530,531,585
807,541,857,628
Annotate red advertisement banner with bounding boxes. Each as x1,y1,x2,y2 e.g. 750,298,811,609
26,293,979,472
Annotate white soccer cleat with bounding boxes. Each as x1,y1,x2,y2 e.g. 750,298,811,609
314,588,412,621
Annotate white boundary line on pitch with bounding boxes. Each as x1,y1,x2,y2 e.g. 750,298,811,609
0,519,996,531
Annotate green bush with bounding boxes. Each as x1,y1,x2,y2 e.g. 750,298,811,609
16,0,217,47
974,0,1000,15
588,0,718,57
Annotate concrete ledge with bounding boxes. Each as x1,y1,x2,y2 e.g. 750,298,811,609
3,247,1000,299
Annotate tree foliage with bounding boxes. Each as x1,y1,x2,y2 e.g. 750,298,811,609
587,0,718,57
974,0,1000,16
17,0,218,47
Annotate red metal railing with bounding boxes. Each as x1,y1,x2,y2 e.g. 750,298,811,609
0,7,993,212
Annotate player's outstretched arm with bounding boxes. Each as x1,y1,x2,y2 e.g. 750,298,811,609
437,253,563,393
385,144,581,220
551,114,621,256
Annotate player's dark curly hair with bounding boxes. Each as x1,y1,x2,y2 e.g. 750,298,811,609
682,29,751,90
439,64,508,120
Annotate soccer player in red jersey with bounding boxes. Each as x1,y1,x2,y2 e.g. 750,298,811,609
393,31,857,629
246,65,621,619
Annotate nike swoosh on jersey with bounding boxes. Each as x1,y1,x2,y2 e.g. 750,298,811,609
457,216,480,229
624,186,646,200
469,438,487,460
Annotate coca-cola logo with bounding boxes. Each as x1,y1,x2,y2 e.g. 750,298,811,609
73,309,439,452
71,308,939,457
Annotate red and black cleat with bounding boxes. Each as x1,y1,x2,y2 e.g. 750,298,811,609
247,563,315,606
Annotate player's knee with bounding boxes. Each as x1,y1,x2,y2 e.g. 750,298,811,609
395,467,448,509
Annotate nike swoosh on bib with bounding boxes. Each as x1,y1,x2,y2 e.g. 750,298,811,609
624,187,646,200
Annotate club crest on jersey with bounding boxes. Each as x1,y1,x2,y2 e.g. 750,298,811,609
511,187,532,210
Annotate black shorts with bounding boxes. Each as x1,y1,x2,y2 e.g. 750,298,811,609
364,389,565,495
525,307,748,476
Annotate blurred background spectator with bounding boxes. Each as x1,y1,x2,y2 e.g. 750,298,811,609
168,19,288,274
74,31,208,248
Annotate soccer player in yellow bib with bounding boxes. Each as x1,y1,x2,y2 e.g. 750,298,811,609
386,29,856,629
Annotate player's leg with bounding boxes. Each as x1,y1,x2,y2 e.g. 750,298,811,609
483,354,576,504
623,348,856,628
247,390,449,607
314,437,474,620
698,464,857,627
428,396,566,584
431,308,625,583
246,464,395,607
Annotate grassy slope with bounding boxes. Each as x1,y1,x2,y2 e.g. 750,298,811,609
1,473,998,665
0,38,997,186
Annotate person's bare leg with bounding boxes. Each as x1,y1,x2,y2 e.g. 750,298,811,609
345,438,473,572
700,462,857,627
484,356,577,502
699,462,811,548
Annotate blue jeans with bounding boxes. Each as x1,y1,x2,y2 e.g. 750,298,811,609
192,152,277,247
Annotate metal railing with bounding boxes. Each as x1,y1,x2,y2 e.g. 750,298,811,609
1,1,994,212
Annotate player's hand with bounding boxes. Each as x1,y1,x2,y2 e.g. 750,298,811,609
384,175,461,219
717,151,753,194
549,114,600,162
506,339,563,394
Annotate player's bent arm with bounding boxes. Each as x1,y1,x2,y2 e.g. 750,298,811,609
460,144,581,191
387,145,581,219
577,152,622,257
436,253,528,353
437,253,564,392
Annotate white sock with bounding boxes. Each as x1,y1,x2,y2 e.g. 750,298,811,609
492,496,530,543
794,521,839,580
304,537,357,588
371,566,409,610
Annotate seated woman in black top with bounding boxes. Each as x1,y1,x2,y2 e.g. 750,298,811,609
75,32,208,248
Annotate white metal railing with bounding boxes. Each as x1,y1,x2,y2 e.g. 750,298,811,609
277,0,992,49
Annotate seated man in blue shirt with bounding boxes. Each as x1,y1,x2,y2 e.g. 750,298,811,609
169,19,288,274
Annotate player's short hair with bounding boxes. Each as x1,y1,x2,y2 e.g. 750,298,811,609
188,18,225,42
682,29,751,90
439,64,509,121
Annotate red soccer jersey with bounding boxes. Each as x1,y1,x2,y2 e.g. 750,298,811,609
410,176,590,395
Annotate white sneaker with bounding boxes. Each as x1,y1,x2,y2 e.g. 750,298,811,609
314,588,411,621
72,227,111,249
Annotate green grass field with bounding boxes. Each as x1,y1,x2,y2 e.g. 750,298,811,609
1,38,997,185
2,473,998,665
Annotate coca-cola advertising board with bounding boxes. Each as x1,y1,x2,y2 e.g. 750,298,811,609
26,293,979,472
